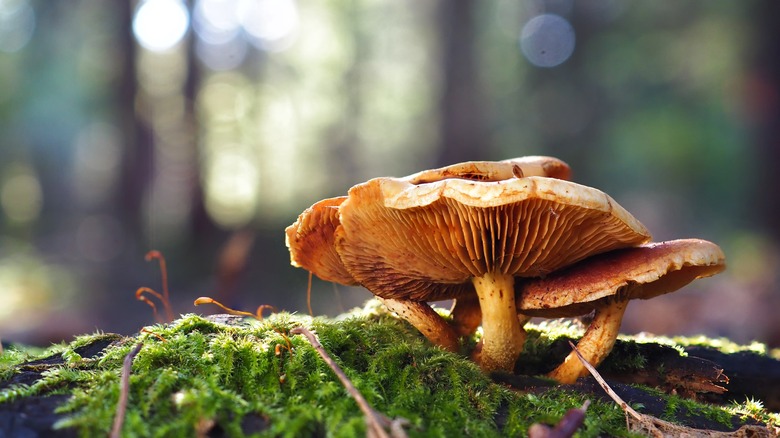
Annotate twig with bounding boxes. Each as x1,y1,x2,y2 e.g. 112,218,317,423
110,342,144,438
290,326,409,438
567,340,642,421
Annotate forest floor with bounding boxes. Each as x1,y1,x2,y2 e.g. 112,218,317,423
1,299,779,437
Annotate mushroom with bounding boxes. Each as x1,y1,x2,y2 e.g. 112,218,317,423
286,156,651,372
328,161,650,372
515,238,726,384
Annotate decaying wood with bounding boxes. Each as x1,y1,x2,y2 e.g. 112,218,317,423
521,335,779,409
601,341,729,398
685,346,780,411
570,341,777,437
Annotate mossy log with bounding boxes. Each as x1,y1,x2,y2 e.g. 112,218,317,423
1,301,778,437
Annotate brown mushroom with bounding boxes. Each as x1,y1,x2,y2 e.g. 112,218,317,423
515,238,726,384
332,168,650,372
286,156,650,372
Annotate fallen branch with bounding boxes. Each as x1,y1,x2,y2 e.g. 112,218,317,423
110,342,144,438
569,341,773,437
290,326,409,438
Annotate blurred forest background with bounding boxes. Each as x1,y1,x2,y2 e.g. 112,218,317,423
1,0,779,349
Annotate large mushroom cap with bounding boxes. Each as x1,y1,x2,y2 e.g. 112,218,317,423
517,238,726,318
335,176,651,302
285,156,575,289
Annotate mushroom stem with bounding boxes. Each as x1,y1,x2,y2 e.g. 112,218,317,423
472,272,525,372
452,296,531,337
380,298,460,352
547,299,628,384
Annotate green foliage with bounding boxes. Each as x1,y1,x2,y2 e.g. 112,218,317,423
1,304,776,437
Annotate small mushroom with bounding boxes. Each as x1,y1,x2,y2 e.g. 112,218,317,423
515,238,726,384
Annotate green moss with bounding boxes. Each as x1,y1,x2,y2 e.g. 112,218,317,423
729,397,780,429
0,302,776,437
653,389,732,427
670,336,768,355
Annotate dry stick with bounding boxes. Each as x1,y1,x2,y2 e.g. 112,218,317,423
567,340,643,421
290,326,409,438
110,342,144,438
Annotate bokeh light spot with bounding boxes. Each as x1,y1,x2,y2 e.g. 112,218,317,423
1,163,42,224
133,0,190,52
204,149,260,227
239,0,299,52
194,0,242,43
0,0,35,53
520,14,575,68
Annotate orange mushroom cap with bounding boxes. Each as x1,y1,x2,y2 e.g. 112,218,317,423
517,238,726,318
285,156,577,290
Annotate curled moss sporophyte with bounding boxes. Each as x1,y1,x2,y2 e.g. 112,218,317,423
286,156,650,372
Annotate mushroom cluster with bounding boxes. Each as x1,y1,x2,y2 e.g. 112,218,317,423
285,157,725,381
